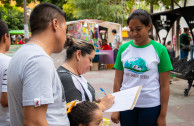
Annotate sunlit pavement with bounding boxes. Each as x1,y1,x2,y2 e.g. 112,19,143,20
83,70,194,126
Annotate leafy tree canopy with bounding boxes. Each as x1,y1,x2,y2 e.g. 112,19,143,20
0,0,33,7
0,4,24,30
63,0,130,25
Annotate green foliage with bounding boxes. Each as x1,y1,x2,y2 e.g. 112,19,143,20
64,0,128,26
39,0,67,9
62,1,77,21
139,0,182,9
0,0,67,8
0,5,24,30
0,0,33,7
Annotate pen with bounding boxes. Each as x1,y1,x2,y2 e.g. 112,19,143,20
100,88,107,95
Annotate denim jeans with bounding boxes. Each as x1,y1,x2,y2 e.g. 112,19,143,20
120,105,161,126
190,46,194,60
113,49,118,63
180,49,189,60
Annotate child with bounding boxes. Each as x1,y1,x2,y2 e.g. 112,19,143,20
67,101,103,126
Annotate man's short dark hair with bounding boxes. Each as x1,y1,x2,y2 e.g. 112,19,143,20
112,29,117,34
0,19,9,41
30,3,66,35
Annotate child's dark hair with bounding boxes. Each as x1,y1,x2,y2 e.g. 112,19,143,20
65,38,95,60
68,101,99,126
127,9,152,26
0,19,9,41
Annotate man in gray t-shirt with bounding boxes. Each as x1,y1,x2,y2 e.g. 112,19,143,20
7,3,69,126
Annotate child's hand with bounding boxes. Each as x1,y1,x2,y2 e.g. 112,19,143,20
98,94,114,111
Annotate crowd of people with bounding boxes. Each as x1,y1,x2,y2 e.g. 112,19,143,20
0,2,176,126
160,27,194,61
10,35,25,45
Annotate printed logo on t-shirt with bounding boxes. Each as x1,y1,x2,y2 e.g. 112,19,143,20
34,98,41,107
124,57,149,74
124,57,150,79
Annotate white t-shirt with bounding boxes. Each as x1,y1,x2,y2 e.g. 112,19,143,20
115,40,173,108
0,53,11,126
71,74,93,101
112,34,121,50
7,44,70,126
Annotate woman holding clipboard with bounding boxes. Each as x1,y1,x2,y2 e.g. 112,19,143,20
111,9,173,126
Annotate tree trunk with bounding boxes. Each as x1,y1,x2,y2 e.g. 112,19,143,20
184,0,187,7
23,0,29,42
171,0,174,43
176,17,181,58
150,3,153,36
171,0,174,9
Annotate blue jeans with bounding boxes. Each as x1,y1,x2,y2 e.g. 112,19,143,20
180,49,189,60
120,105,161,126
113,49,118,63
190,46,194,60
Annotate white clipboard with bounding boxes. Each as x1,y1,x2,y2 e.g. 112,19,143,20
105,85,142,112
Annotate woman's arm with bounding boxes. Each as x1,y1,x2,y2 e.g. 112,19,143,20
113,70,123,92
157,71,170,126
0,92,8,107
111,70,124,124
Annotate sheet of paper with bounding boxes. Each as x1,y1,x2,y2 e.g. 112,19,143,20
105,85,142,112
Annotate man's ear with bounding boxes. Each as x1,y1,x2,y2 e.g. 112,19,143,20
2,34,7,43
51,18,59,32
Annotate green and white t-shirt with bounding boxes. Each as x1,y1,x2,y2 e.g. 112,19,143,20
115,39,173,108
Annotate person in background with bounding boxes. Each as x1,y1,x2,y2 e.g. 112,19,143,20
0,19,11,126
7,3,70,126
101,39,111,50
10,35,14,45
161,37,166,46
18,36,25,44
67,101,103,126
190,30,194,61
18,35,22,41
180,27,192,60
166,41,175,60
112,29,121,62
57,38,114,112
111,9,172,126
94,27,98,39
172,28,182,54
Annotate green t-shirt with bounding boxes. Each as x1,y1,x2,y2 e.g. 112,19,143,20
180,33,191,46
114,40,173,107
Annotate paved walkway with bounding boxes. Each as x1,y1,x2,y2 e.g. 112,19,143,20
83,70,194,126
